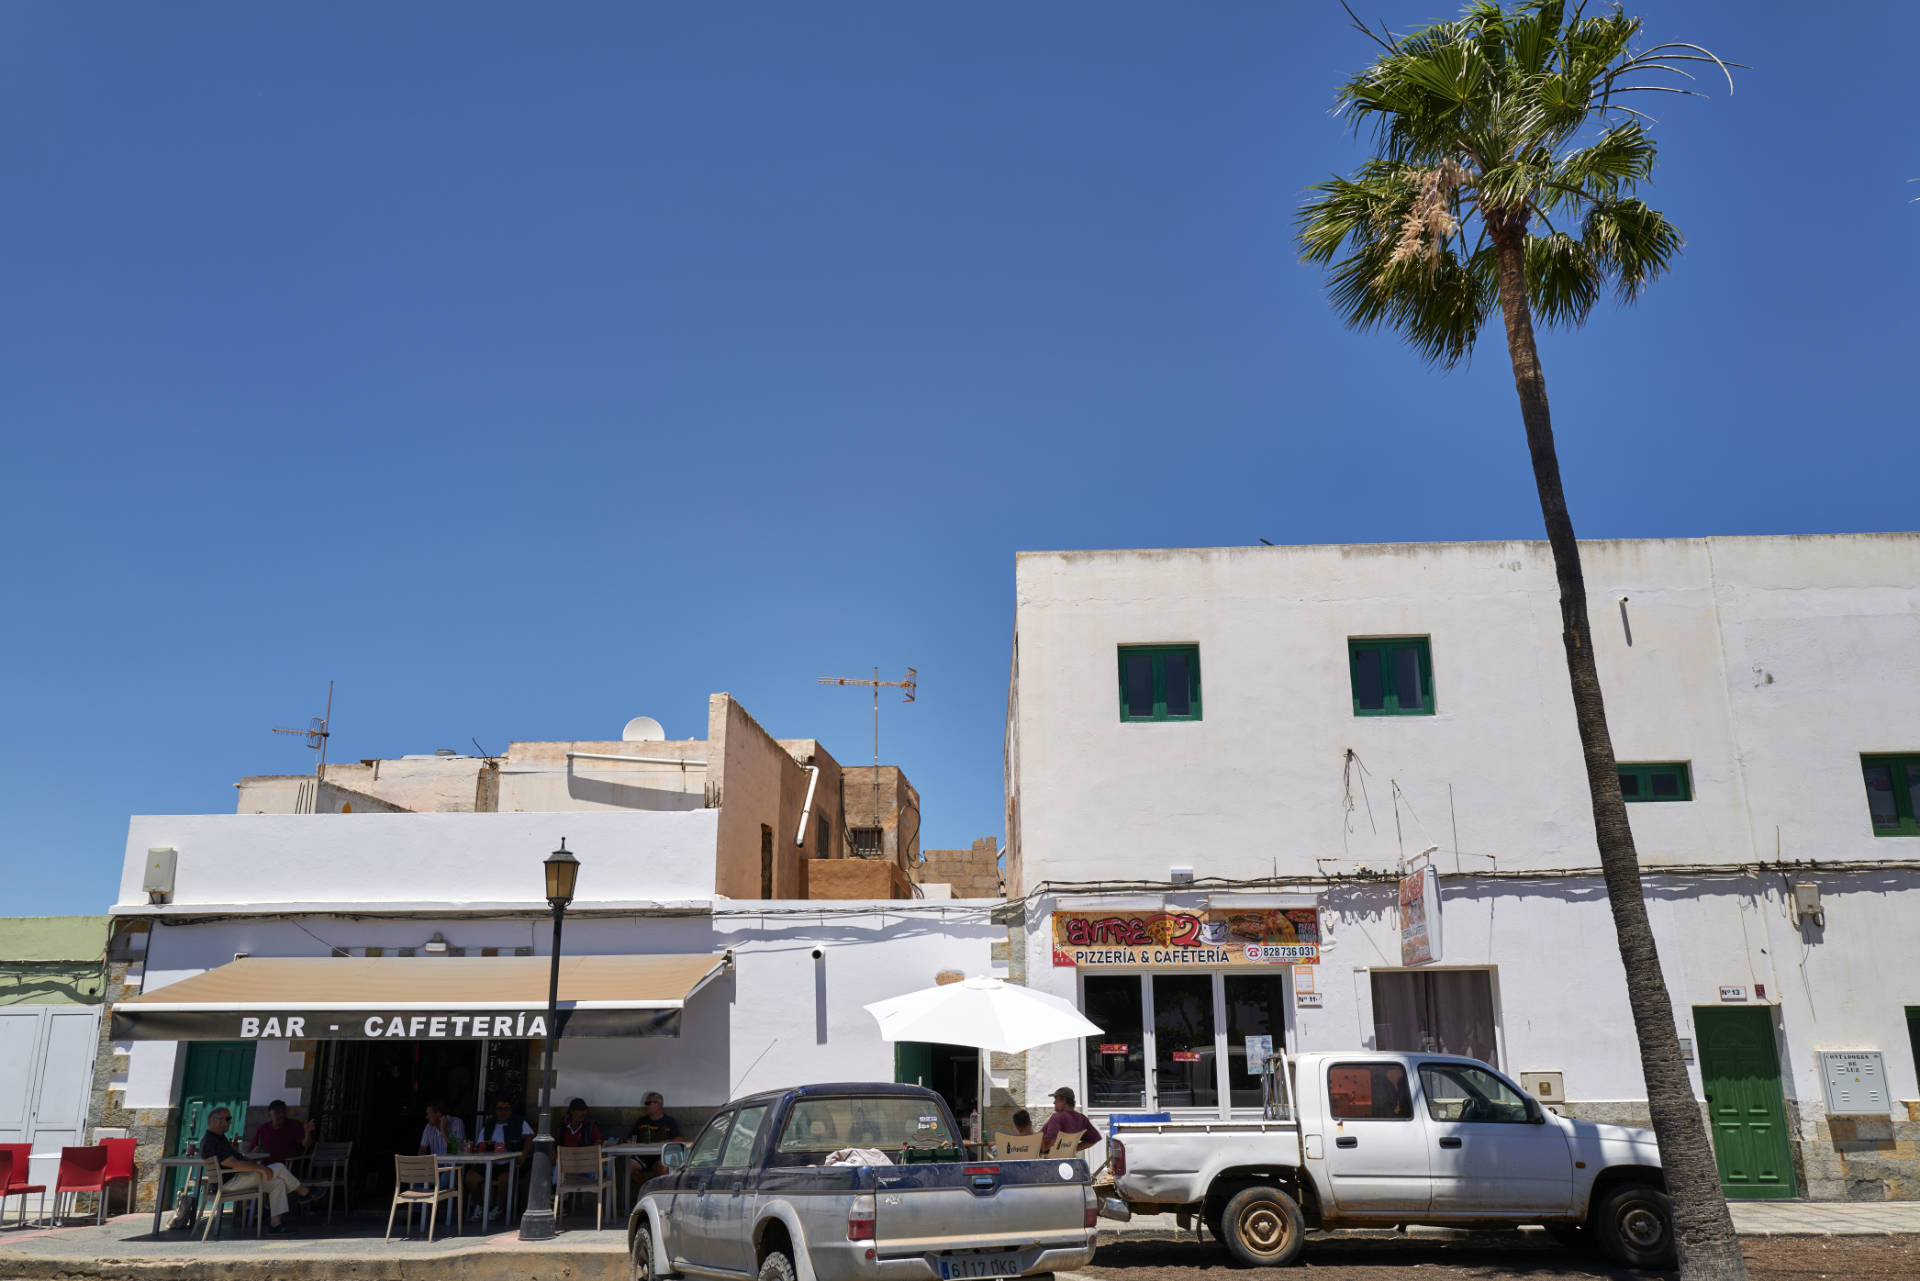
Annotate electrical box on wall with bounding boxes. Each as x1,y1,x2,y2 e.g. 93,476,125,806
1818,1050,1889,1115
143,846,177,903
1520,1071,1566,1113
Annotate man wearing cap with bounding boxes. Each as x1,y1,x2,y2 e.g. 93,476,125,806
1040,1087,1101,1155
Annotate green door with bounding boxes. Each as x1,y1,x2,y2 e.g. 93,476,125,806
894,1042,934,1089
167,1042,257,1203
1694,1007,1796,1199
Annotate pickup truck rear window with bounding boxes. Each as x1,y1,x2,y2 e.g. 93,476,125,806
1328,1063,1413,1120
776,1096,960,1154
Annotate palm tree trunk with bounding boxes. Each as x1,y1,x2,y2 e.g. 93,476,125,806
1488,227,1746,1281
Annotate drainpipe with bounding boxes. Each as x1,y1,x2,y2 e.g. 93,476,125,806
795,765,820,847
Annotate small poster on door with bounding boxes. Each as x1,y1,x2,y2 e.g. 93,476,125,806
1244,1034,1274,1069
1171,1050,1202,1063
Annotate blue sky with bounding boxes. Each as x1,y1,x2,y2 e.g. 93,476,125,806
3,2,1915,914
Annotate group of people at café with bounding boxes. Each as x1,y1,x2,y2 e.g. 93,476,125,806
414,1091,684,1223
196,1100,321,1233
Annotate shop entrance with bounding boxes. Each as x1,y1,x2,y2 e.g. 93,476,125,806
1079,971,1289,1115
894,1042,979,1126
1695,1006,1797,1200
313,1038,526,1207
165,1041,256,1205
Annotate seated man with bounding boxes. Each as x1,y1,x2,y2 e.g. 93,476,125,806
200,1107,313,1233
466,1097,532,1223
558,1097,603,1148
1040,1087,1102,1155
418,1100,466,1188
249,1100,312,1166
627,1092,682,1182
1011,1109,1034,1136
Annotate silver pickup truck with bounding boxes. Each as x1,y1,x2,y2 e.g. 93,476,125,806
628,1083,1098,1281
1108,1051,1673,1270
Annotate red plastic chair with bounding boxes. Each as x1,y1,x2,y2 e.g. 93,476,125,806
101,1138,138,1216
54,1146,110,1225
0,1144,47,1228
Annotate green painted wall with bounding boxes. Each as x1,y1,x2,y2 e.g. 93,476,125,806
0,915,108,1005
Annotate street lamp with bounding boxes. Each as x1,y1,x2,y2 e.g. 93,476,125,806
519,839,579,1242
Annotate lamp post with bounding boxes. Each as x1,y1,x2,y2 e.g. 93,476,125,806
518,839,579,1242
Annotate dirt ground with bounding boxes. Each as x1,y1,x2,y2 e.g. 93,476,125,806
1079,1232,1920,1279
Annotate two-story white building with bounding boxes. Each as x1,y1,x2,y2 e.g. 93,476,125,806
1002,533,1920,1202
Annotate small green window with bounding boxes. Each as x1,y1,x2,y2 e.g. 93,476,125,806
1117,645,1201,723
1349,638,1434,717
1618,762,1692,803
1862,754,1920,836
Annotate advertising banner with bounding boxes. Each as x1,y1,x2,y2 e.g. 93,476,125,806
1051,907,1319,968
1399,865,1441,965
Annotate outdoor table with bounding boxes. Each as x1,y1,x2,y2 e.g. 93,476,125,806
152,1156,209,1236
601,1143,663,1218
434,1150,521,1230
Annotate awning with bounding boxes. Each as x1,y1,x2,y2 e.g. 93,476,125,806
111,952,731,1042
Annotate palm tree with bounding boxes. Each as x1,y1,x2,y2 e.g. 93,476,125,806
1296,3,1743,1278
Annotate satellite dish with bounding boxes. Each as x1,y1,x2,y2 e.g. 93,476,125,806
621,716,667,743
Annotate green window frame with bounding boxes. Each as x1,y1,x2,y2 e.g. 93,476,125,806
1117,645,1201,723
1861,754,1920,837
1618,762,1693,803
1348,637,1435,717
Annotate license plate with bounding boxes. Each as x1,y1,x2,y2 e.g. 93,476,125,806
938,1253,1022,1279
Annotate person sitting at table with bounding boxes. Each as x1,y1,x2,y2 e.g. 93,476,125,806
1011,1109,1035,1135
558,1097,603,1148
466,1097,533,1224
1040,1087,1102,1155
418,1099,466,1189
200,1106,315,1233
250,1099,313,1166
628,1091,682,1182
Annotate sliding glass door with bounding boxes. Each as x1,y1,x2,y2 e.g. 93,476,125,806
1078,970,1292,1116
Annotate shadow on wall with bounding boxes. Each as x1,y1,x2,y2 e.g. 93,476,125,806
563,772,707,812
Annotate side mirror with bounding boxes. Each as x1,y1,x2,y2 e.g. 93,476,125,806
661,1141,689,1169
1527,1098,1547,1124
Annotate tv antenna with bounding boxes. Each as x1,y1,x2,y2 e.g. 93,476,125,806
818,667,916,854
271,680,334,782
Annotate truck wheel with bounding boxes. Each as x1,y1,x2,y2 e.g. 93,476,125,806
629,1222,655,1281
1593,1184,1675,1269
1220,1185,1305,1268
757,1251,798,1281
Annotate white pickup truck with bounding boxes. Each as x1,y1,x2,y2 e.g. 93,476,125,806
1106,1051,1673,1270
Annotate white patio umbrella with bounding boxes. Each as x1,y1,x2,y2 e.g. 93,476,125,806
864,976,1102,1055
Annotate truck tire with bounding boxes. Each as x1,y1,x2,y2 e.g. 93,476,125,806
757,1250,798,1281
1593,1184,1675,1269
1220,1185,1305,1268
629,1223,655,1281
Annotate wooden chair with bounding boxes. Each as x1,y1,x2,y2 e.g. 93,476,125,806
555,1144,611,1229
1044,1130,1089,1158
386,1155,461,1243
0,1148,48,1228
199,1158,264,1241
301,1142,352,1223
994,1132,1044,1158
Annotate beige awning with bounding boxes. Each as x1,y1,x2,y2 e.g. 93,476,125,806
112,952,730,1041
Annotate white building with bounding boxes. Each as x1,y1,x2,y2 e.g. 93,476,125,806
100,700,997,1209
1003,533,1920,1202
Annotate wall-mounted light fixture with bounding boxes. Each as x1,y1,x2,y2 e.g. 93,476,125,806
423,933,451,955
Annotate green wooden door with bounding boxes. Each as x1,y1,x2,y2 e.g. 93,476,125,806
894,1042,934,1089
1694,1007,1796,1199
167,1042,257,1203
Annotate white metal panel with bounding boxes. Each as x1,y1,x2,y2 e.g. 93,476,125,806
0,1010,42,1138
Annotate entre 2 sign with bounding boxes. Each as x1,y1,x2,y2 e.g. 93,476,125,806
1052,908,1320,968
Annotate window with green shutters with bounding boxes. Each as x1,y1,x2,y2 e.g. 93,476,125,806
1861,754,1920,836
1618,762,1693,803
1348,637,1434,716
1117,645,1201,722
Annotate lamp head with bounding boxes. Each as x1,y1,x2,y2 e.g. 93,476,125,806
545,839,579,910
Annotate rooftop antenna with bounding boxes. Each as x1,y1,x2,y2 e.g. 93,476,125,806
271,680,334,784
818,667,917,856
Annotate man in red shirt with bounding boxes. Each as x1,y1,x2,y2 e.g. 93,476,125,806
1039,1087,1101,1154
249,1100,312,1165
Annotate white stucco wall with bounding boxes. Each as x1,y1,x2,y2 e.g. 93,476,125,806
117,809,721,911
1010,534,1920,882
120,903,999,1114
